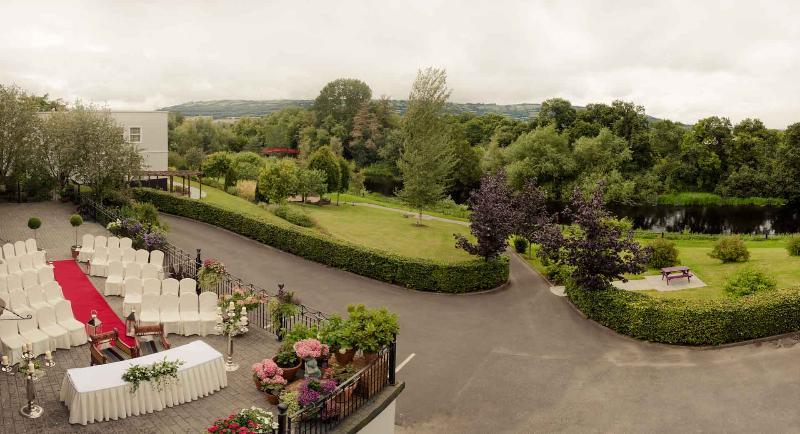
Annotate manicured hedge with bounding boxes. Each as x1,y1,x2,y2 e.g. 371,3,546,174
133,188,508,293
566,284,800,345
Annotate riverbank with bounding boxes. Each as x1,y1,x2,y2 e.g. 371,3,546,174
657,192,786,207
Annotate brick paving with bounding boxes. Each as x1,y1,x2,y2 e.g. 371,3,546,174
0,202,281,433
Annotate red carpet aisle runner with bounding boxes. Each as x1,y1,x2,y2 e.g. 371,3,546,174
52,260,135,346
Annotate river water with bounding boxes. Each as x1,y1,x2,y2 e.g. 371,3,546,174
607,204,800,234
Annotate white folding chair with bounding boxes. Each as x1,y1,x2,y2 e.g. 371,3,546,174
6,257,21,275
19,255,35,273
179,278,197,295
121,247,136,265
25,238,37,254
55,301,87,346
14,241,26,257
94,235,107,250
32,250,51,271
142,278,161,295
198,292,221,336
139,293,161,326
107,236,120,249
105,261,125,296
119,237,133,250
6,274,22,292
77,234,95,262
122,277,143,316
158,294,181,335
21,270,38,290
179,293,201,336
17,316,51,356
161,278,179,296
37,305,70,350
2,243,15,260
0,316,26,364
135,249,150,266
37,267,55,285
43,281,65,305
89,247,108,276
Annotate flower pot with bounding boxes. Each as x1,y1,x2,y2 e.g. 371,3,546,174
265,391,279,405
334,348,355,365
71,245,80,260
362,351,379,364
274,357,301,382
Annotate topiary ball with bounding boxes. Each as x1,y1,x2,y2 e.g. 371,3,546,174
27,217,41,230
69,214,83,227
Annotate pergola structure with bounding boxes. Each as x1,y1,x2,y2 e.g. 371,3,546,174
136,170,203,198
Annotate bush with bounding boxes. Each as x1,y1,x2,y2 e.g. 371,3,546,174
787,237,800,256
647,238,679,268
234,180,257,202
133,188,508,293
723,268,776,297
512,236,529,254
270,204,316,228
545,262,574,285
27,217,41,230
566,284,800,345
709,236,749,263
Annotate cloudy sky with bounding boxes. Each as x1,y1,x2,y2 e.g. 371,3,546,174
2,0,799,127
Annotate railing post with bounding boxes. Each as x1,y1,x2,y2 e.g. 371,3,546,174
388,333,397,386
195,248,202,277
277,403,288,434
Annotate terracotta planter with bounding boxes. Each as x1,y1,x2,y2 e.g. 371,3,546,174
71,245,80,260
265,391,279,405
334,348,355,365
362,351,379,364
274,356,301,382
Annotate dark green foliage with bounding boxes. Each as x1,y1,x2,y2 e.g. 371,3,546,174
27,217,41,230
723,268,776,297
709,236,749,263
69,214,83,227
133,188,508,293
271,204,315,228
513,237,528,254
647,238,679,268
787,237,800,256
307,146,341,194
545,262,574,285
566,284,800,345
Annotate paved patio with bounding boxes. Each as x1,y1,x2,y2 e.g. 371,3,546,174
0,202,280,433
612,274,707,292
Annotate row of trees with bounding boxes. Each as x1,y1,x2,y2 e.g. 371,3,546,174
0,85,142,201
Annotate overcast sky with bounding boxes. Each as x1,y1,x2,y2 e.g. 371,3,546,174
2,0,799,127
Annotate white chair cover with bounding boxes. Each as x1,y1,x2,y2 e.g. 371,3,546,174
105,261,125,296
179,293,201,336
2,243,14,260
179,278,197,295
121,247,136,265
37,266,55,284
149,250,164,267
198,292,221,336
37,305,71,350
140,263,159,280
94,235,107,250
32,250,51,270
7,274,22,292
159,294,182,335
142,278,161,295
18,316,51,356
0,262,7,277
14,241,26,257
135,249,150,265
55,301,88,346
122,277,143,316
89,247,108,277
0,315,25,365
44,281,65,304
6,257,21,275
107,247,122,266
77,234,95,262
119,237,133,250
27,286,50,309
21,270,38,289
161,278,179,296
25,238,37,254
0,275,6,293
19,254,35,272
139,293,160,326
107,236,120,249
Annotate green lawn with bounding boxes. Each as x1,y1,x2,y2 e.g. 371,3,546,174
338,193,470,221
524,238,800,301
195,185,474,263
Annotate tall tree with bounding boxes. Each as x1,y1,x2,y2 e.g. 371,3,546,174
455,171,517,260
0,85,40,190
397,67,455,224
536,98,576,132
307,145,341,198
503,124,575,198
313,78,372,135
779,122,800,201
257,158,298,203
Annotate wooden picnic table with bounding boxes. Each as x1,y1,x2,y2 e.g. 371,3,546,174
660,266,693,285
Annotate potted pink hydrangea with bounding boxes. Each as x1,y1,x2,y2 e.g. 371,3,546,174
251,358,288,405
293,339,329,379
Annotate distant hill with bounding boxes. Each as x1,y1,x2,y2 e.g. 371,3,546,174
159,99,543,120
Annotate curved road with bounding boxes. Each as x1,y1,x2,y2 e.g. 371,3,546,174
163,213,800,433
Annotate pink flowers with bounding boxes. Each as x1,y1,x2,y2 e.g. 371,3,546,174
293,338,330,359
252,358,287,394
202,258,226,274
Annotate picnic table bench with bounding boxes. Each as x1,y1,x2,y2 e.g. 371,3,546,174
660,266,693,285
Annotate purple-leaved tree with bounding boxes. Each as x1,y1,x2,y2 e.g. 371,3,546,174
514,179,553,243
537,183,651,290
454,170,518,260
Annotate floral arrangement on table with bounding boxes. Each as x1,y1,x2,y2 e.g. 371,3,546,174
251,358,287,396
121,357,185,393
207,407,277,434
198,258,226,290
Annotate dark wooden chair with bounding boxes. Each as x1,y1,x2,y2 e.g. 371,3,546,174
134,324,171,356
89,329,138,365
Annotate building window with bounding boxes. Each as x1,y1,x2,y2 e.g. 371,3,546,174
129,127,142,143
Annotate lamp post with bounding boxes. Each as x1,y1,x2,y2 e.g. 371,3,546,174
86,310,103,341
215,302,249,372
125,309,138,338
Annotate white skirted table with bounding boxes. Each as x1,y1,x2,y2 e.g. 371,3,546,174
59,340,227,425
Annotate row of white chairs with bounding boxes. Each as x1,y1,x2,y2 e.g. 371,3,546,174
137,292,220,337
89,247,164,277
77,235,133,262
1,267,59,293
104,262,165,296
120,277,197,315
1,281,65,311
0,301,87,365
0,250,51,277
1,239,41,262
